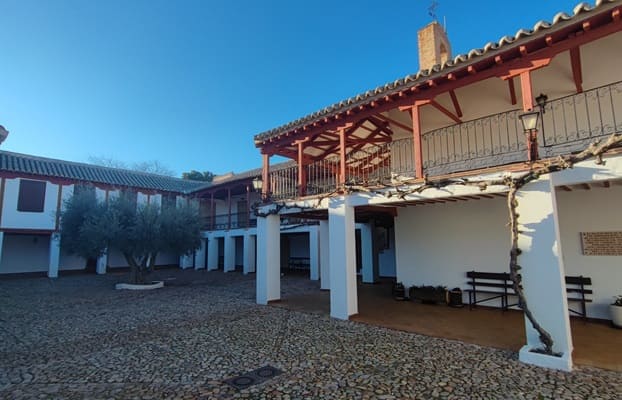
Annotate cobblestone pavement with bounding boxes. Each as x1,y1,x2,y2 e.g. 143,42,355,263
1,269,620,399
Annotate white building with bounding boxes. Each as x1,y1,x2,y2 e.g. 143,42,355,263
0,150,208,277
251,1,622,371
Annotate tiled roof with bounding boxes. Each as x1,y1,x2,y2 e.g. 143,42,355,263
0,151,208,194
195,161,296,190
254,0,618,142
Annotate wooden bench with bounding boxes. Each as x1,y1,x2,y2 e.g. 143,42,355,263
465,271,516,311
565,275,592,320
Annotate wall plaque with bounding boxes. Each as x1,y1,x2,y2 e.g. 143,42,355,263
580,231,622,256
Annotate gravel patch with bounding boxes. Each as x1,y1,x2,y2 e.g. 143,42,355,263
0,269,620,399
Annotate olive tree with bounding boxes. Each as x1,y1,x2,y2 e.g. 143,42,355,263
61,190,201,284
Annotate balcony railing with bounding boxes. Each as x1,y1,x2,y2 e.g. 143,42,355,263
268,80,622,200
201,213,257,231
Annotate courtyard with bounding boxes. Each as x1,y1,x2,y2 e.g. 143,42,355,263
1,269,621,399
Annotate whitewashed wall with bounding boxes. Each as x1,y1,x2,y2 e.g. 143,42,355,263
1,178,59,230
556,184,622,320
0,234,49,273
379,227,396,277
394,197,509,305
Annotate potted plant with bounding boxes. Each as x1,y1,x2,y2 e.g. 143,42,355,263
610,295,622,328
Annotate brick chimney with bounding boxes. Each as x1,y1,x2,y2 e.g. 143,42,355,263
417,21,451,71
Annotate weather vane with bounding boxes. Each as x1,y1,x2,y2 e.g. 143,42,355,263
428,0,439,21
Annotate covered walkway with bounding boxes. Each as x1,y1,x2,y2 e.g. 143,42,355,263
272,277,622,372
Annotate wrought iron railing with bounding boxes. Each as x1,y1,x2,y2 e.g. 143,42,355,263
201,213,257,231
267,81,622,199
422,109,528,176
541,81,622,156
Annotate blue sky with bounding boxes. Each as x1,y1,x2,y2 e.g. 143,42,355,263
1,0,576,176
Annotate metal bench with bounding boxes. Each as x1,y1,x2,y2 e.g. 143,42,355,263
465,271,516,311
565,275,592,320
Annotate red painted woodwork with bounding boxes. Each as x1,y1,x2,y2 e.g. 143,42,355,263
0,178,5,227
570,46,583,93
55,184,63,231
508,78,517,105
448,90,463,118
262,153,270,198
430,100,462,123
520,71,535,111
227,188,231,230
257,9,622,160
339,128,346,185
411,105,424,179
297,141,306,197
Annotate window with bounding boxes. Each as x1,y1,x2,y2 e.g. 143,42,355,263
17,179,46,212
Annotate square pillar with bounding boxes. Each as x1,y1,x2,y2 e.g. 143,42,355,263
360,222,379,284
48,232,61,278
243,234,256,274
516,175,573,371
0,231,4,267
96,250,108,275
256,213,280,305
224,234,236,272
195,239,206,270
328,197,358,320
319,220,330,290
309,227,319,281
207,236,219,271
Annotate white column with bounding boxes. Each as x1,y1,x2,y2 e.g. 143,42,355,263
309,227,319,281
243,233,256,274
96,250,108,275
195,239,206,270
360,222,377,284
256,213,280,305
0,231,4,267
224,234,236,272
319,220,330,290
328,197,358,320
207,236,219,271
516,175,573,371
48,232,61,278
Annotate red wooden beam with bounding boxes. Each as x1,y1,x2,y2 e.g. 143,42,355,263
262,153,270,198
297,141,306,197
339,128,346,185
430,100,462,123
570,46,583,93
374,114,413,133
411,105,424,179
520,70,534,111
448,90,463,118
508,78,517,105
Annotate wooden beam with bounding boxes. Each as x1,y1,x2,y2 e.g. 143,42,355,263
411,105,424,179
448,90,463,118
374,114,413,133
297,141,306,197
508,78,517,105
339,128,346,185
430,100,462,123
570,46,583,93
519,70,534,111
262,153,270,198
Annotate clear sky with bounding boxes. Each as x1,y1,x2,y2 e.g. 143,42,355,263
1,0,577,177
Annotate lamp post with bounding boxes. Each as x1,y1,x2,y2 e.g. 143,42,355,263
518,110,540,162
252,177,265,201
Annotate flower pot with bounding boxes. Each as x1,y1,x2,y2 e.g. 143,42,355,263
610,305,622,328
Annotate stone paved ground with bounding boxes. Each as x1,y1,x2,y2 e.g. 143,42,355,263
1,269,621,400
